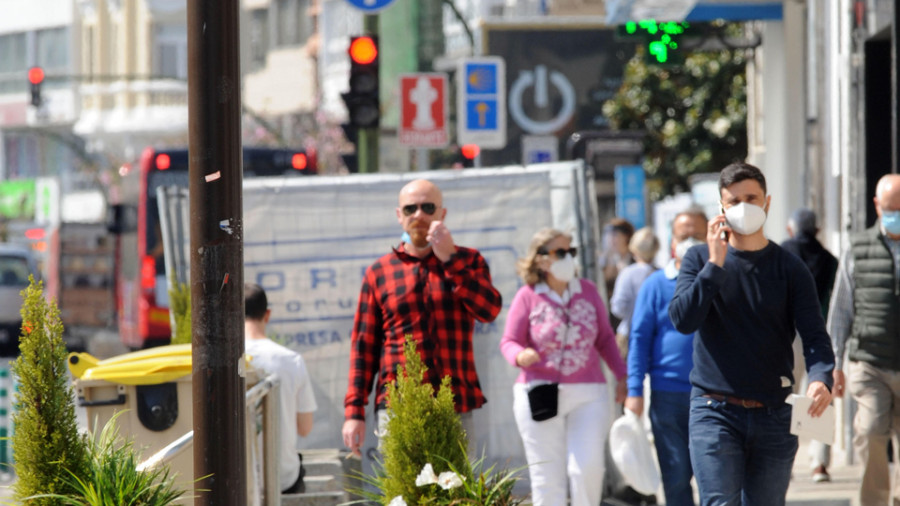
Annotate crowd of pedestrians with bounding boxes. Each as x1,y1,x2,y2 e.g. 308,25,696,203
261,167,898,506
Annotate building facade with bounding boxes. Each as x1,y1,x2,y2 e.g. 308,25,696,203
0,0,81,182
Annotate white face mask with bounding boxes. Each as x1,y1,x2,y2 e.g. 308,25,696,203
548,254,576,282
675,238,703,261
724,202,768,236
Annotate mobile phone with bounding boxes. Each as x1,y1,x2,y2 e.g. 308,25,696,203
719,207,729,241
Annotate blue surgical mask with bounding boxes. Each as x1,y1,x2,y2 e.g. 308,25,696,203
882,210,900,235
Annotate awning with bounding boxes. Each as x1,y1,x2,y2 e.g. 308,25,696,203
606,0,783,24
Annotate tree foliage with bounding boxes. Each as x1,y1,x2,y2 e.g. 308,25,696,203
12,276,89,504
379,337,470,504
603,37,749,199
359,336,523,505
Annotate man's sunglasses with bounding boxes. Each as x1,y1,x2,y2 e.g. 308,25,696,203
401,203,438,216
538,247,578,259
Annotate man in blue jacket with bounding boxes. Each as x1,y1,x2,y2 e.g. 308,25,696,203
626,208,705,506
669,162,834,506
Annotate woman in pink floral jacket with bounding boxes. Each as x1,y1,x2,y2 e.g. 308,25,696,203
500,228,627,506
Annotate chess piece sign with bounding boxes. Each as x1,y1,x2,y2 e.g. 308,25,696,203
398,74,449,147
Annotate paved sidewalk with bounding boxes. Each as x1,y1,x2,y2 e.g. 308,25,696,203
785,437,859,506
0,438,867,505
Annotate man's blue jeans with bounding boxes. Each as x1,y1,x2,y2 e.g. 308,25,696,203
689,395,798,506
650,390,694,506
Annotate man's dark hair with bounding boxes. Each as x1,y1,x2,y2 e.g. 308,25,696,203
605,217,635,239
718,162,767,195
245,283,268,321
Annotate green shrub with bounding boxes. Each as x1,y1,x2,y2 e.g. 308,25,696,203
168,276,191,345
12,276,89,504
357,335,523,505
27,412,187,505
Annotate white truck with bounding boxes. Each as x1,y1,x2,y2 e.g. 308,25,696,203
157,161,605,475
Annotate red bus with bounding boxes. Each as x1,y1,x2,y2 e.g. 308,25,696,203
110,146,317,349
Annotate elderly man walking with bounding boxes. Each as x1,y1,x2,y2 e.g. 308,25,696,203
828,174,900,506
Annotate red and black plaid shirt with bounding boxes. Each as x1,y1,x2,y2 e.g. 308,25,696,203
344,244,502,420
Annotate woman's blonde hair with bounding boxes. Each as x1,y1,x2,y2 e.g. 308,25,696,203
628,227,660,263
516,228,572,286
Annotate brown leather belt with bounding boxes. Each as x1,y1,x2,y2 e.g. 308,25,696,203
702,393,765,409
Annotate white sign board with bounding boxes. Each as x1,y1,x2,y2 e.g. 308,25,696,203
398,73,449,147
457,57,506,149
522,135,559,164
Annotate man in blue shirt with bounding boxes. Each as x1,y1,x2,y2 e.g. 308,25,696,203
626,208,705,506
669,162,834,506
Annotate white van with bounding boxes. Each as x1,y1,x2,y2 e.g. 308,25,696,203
0,244,39,356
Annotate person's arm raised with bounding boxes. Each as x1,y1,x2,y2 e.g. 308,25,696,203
441,243,502,323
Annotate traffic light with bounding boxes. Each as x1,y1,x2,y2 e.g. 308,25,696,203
341,35,380,129
28,66,44,107
615,20,690,66
339,114,359,173
341,153,359,173
459,144,480,168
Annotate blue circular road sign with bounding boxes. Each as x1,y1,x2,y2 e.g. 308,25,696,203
345,0,396,13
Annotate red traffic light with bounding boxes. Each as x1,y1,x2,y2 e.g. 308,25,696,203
291,153,308,170
155,153,171,170
349,36,378,65
461,144,481,160
24,228,45,241
28,67,44,85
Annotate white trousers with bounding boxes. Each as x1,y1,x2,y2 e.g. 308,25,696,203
513,382,611,506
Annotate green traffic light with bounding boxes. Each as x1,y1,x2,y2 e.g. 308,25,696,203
648,40,668,63
639,19,658,35
618,19,691,66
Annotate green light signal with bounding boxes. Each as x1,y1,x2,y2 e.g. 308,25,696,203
639,19,659,35
649,40,668,63
615,19,690,65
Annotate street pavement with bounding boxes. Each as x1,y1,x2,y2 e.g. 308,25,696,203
0,437,867,505
0,401,866,505
785,436,860,506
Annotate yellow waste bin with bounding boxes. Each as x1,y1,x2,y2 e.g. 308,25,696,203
68,344,196,484
69,345,271,502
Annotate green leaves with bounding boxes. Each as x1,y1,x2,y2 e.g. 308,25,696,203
604,34,749,200
25,412,188,505
13,277,187,505
356,335,523,505
12,275,89,504
379,337,469,504
168,276,191,345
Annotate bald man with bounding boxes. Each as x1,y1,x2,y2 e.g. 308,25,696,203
342,179,502,457
828,173,900,506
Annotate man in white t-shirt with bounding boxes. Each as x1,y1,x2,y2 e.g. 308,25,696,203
245,283,317,493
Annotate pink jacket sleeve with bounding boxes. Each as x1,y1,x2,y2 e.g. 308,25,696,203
588,280,627,380
500,286,532,367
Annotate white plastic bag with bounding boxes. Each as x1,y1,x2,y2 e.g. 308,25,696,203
609,408,661,496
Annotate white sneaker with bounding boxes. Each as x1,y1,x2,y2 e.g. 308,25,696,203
812,465,831,483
